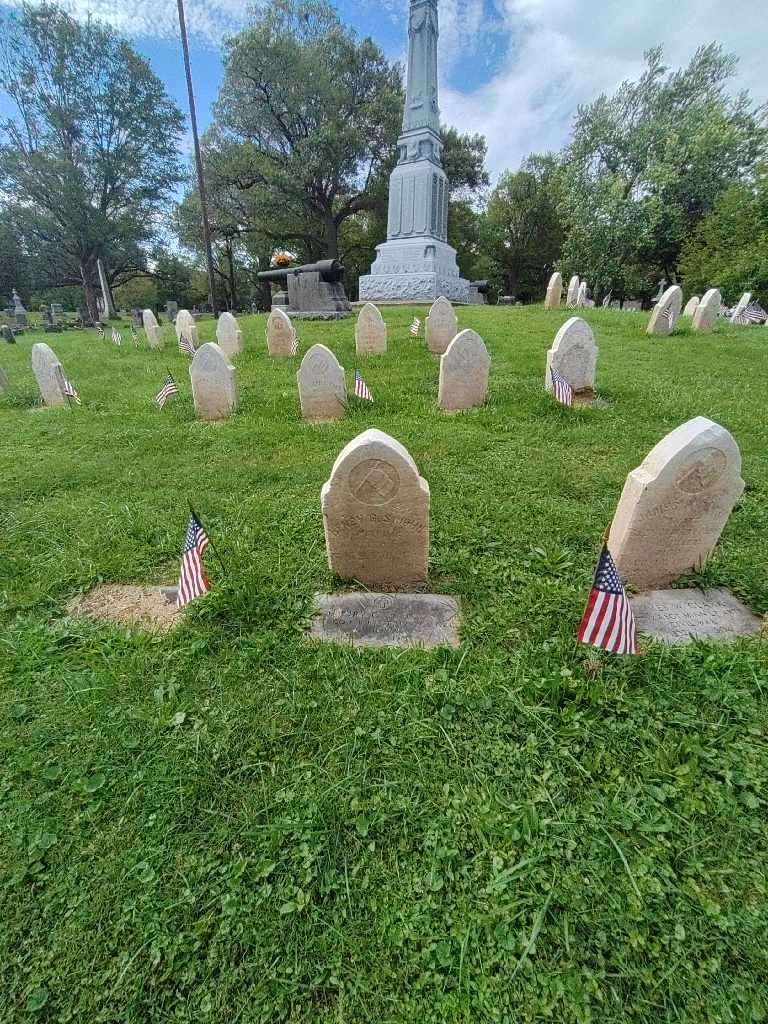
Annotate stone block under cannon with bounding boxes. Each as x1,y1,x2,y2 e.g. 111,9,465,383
258,260,352,320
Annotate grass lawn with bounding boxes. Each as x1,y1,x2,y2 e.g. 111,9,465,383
1,305,767,1023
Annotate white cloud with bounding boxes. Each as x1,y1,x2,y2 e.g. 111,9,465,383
438,0,768,180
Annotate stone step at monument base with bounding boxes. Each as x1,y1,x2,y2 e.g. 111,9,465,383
359,273,470,304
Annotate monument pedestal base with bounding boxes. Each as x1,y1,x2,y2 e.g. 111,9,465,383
360,237,470,304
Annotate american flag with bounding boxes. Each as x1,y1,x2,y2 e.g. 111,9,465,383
567,297,577,309
354,369,373,401
155,374,179,409
290,334,298,356
96,323,105,339
111,327,122,346
577,545,637,655
176,513,210,609
410,317,421,337
660,306,677,331
179,332,196,356
550,367,573,407
130,325,140,347
62,376,81,405
734,301,767,325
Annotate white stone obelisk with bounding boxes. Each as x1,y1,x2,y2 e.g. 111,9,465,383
359,0,469,303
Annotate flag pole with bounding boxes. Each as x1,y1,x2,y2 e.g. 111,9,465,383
176,0,218,319
188,501,227,575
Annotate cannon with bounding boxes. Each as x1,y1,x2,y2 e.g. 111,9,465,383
258,258,351,319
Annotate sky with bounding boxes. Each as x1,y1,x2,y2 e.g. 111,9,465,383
1,0,766,181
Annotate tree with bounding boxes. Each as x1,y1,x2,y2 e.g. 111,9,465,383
558,45,767,299
480,155,563,300
0,3,184,318
679,165,768,304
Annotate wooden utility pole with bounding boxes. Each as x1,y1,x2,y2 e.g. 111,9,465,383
176,0,218,317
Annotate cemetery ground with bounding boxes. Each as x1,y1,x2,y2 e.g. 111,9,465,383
1,305,767,1024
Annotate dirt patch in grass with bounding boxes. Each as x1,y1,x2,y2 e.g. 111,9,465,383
67,584,181,631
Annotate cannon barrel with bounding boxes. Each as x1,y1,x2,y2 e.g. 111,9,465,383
471,280,490,294
258,259,345,285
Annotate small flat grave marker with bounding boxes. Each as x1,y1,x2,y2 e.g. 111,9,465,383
310,592,461,649
631,588,762,646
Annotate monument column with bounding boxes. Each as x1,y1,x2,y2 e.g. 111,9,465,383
359,0,469,303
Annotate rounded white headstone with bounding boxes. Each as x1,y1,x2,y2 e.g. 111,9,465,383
189,342,238,421
296,344,346,421
545,317,598,394
438,329,490,412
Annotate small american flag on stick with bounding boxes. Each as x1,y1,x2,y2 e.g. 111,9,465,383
179,332,196,357
577,545,637,655
550,367,573,407
96,323,105,340
62,377,81,405
176,513,210,609
410,317,421,337
354,369,373,402
155,374,179,409
660,306,677,331
734,301,767,325
111,327,122,346
290,335,298,356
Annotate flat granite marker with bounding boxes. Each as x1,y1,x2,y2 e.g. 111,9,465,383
297,344,346,421
608,416,744,590
216,312,243,358
683,296,700,317
545,317,598,399
566,275,580,306
730,292,752,323
321,429,429,587
175,309,200,348
355,303,387,355
544,272,563,309
647,285,683,336
310,592,460,649
426,296,458,355
631,588,762,646
266,308,297,356
692,288,722,333
142,309,163,349
438,329,490,412
31,343,67,407
189,342,237,421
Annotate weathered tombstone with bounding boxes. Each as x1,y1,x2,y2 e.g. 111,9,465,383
544,317,598,397
266,308,297,356
142,309,163,349
355,303,387,355
683,296,700,318
321,429,430,587
730,292,752,323
426,296,458,355
623,299,642,312
544,272,563,309
437,329,490,412
31,343,67,407
0,365,9,395
175,309,199,347
297,344,346,421
310,592,460,649
647,285,683,336
12,289,27,326
131,307,143,328
51,303,64,323
691,288,722,333
189,342,238,421
608,416,744,590
215,311,243,358
576,281,588,307
165,300,179,322
1,325,15,344
566,275,580,306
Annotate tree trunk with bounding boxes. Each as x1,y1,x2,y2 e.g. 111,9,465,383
80,263,99,322
324,217,339,260
226,240,237,311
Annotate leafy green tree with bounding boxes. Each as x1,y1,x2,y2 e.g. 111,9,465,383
679,165,768,304
0,218,31,306
480,155,563,300
558,45,767,299
0,3,184,318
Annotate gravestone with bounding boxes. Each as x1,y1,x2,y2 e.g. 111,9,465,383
691,288,722,333
51,303,64,323
131,307,143,328
0,365,9,395
175,309,199,348
142,309,163,348
631,588,762,646
545,317,598,397
576,281,588,307
623,300,642,312
31,343,67,407
426,296,458,355
266,308,297,356
730,292,752,323
438,329,490,412
566,275,580,306
608,416,744,590
12,289,27,326
189,342,238,421
544,272,563,309
683,296,700,317
321,429,430,587
647,285,683,336
355,303,387,355
165,301,179,322
297,344,346,421
310,592,460,649
216,311,243,359
1,325,15,344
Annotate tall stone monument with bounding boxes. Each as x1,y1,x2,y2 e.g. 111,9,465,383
359,0,469,304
